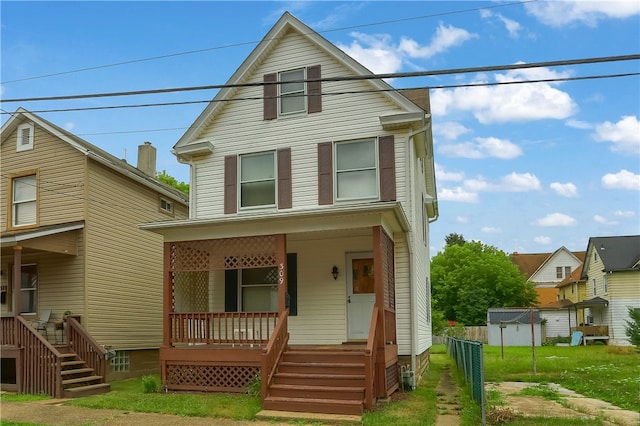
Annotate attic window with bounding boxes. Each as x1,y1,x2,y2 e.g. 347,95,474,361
263,65,322,120
279,69,305,115
160,198,173,215
17,123,34,152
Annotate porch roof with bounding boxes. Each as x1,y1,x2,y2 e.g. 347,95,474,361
140,202,409,242
572,296,609,308
1,221,84,255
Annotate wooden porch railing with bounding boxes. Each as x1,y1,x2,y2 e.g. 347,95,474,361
260,309,289,400
1,316,17,346
571,325,609,337
15,316,64,398
364,306,380,410
66,317,107,378
169,312,279,346
384,307,396,344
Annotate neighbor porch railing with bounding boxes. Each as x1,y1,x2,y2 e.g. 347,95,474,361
571,325,609,337
169,312,279,346
1,316,17,345
15,316,64,398
364,306,380,410
66,317,107,379
260,309,289,400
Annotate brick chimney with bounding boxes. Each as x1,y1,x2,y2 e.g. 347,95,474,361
137,141,156,177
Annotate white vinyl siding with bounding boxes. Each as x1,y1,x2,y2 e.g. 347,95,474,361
190,30,407,219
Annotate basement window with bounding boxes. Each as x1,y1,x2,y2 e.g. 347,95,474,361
110,351,130,372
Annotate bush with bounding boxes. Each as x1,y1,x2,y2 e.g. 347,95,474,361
624,306,640,351
141,375,161,393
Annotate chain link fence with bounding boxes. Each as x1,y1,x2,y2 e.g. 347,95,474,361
446,336,486,425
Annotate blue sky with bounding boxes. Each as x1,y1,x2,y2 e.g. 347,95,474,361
2,1,639,256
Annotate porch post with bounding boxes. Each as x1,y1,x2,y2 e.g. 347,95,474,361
275,234,287,313
372,227,386,397
162,242,172,348
12,245,22,316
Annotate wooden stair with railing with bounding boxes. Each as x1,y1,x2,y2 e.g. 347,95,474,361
263,347,366,415
59,350,111,398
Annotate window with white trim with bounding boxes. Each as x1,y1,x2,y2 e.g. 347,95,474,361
565,266,571,277
592,278,597,295
239,152,276,208
20,264,37,314
556,267,563,279
279,68,305,115
335,139,378,200
603,274,608,293
160,197,173,214
11,173,37,227
241,267,278,312
17,123,34,152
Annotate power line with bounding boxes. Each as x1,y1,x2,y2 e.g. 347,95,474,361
3,54,638,104
0,0,535,85
3,71,637,116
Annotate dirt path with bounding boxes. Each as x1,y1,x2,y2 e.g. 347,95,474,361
435,365,462,426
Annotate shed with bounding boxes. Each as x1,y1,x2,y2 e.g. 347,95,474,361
487,308,543,346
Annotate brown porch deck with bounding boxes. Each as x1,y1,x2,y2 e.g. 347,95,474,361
571,325,610,345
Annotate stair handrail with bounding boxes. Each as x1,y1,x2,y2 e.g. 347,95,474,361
364,305,380,410
66,317,108,381
15,316,65,398
260,308,289,400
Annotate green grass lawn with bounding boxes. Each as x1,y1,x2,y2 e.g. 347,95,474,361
2,343,637,425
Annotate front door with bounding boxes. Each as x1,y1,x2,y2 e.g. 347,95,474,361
347,254,375,340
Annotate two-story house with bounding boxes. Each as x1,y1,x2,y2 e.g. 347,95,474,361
1,108,188,397
575,235,640,346
140,12,438,415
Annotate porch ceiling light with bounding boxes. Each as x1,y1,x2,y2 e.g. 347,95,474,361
332,266,339,280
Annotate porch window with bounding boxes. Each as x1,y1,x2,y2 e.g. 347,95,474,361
20,264,37,314
240,152,276,208
11,173,37,227
335,139,378,200
279,69,305,115
241,267,278,312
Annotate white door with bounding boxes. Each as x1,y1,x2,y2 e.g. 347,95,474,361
347,254,375,340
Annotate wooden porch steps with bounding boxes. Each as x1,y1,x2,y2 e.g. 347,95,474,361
263,348,366,416
59,350,111,398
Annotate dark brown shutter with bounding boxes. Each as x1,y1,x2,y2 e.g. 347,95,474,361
287,253,298,316
379,135,396,201
277,148,292,209
307,65,322,114
224,270,238,312
318,142,333,205
224,155,238,214
264,73,277,120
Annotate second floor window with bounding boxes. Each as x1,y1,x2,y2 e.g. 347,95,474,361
335,139,377,200
240,152,276,208
11,173,37,227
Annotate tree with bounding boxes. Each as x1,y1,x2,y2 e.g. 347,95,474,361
444,232,466,247
624,306,640,351
431,239,537,325
156,170,189,195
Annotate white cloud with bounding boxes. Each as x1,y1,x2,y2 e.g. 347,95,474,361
550,182,579,198
536,213,577,227
338,32,403,74
565,119,592,130
592,115,640,155
480,10,523,38
456,216,470,224
438,137,523,159
463,172,541,193
593,215,618,225
534,236,552,245
525,1,640,27
614,210,636,218
435,163,464,182
399,23,477,59
431,66,577,124
601,169,640,190
439,187,479,203
433,121,472,141
481,226,501,233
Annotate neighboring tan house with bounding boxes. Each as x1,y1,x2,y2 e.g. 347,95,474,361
0,109,188,397
511,247,586,306
556,264,587,324
575,235,640,346
140,12,438,416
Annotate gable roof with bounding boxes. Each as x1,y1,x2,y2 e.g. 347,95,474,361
1,108,188,205
174,12,427,151
582,235,640,277
511,247,585,281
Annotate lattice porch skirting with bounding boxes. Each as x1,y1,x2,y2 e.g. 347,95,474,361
164,363,260,393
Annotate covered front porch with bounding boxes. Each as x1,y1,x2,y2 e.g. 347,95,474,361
571,297,610,345
151,213,403,414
